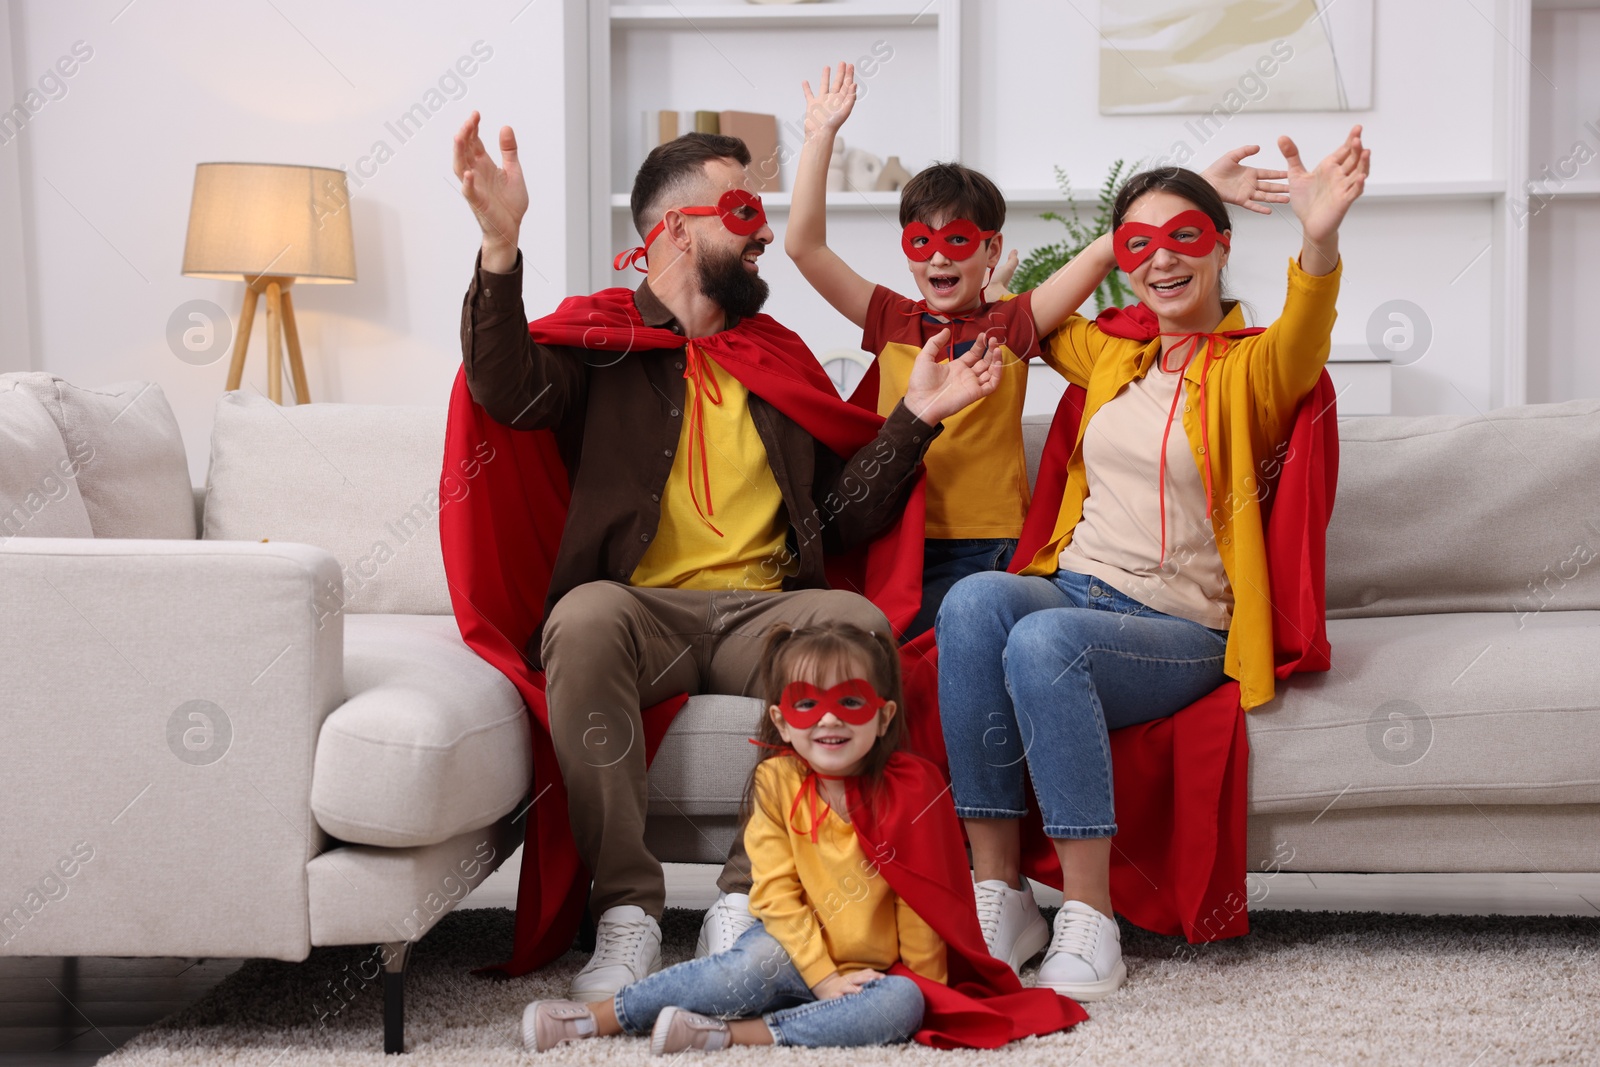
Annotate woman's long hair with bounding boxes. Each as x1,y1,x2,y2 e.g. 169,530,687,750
738,621,907,826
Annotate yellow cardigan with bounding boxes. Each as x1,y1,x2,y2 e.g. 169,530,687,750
1025,257,1341,710
746,756,947,987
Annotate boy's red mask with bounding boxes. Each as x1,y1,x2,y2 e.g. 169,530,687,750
1112,209,1230,273
778,679,885,729
614,190,768,273
901,219,995,262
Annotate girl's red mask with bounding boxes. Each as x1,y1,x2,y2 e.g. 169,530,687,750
614,189,768,273
778,678,885,729
1112,209,1231,273
901,218,995,262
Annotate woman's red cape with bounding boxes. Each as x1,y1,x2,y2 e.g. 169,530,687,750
883,303,1339,943
440,288,928,976
848,752,1088,1046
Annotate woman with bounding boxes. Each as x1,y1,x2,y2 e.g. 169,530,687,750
936,128,1369,1001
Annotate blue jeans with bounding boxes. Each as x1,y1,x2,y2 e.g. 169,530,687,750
613,925,923,1048
935,569,1229,837
903,537,1017,641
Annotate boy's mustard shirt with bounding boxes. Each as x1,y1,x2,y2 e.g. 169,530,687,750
1028,258,1341,710
863,285,1040,539
747,756,948,988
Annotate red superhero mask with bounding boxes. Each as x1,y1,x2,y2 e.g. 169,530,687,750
614,189,768,273
778,678,885,729
1112,209,1231,273
901,218,996,262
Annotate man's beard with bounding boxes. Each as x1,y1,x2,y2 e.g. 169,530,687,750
696,241,769,321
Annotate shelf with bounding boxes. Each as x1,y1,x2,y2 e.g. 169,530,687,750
1536,179,1600,199
1004,180,1506,208
610,1,941,30
609,190,902,210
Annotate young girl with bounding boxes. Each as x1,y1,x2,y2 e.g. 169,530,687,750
521,622,1084,1053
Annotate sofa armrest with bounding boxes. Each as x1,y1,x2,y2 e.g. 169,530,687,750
0,538,345,959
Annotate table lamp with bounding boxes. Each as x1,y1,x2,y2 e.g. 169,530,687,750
181,162,356,404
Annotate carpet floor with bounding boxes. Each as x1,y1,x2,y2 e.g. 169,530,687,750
98,907,1600,1066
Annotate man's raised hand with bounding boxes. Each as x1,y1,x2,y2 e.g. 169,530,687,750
453,111,528,272
904,329,1003,427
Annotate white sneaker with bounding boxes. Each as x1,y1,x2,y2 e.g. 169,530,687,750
695,892,759,958
569,905,663,1001
1037,899,1126,1001
972,879,1051,972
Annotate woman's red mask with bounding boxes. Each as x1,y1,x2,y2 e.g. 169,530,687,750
614,190,768,273
901,218,995,262
1112,209,1231,273
778,679,885,729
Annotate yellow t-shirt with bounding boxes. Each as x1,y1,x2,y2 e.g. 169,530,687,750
631,352,796,591
863,286,1040,540
746,755,948,987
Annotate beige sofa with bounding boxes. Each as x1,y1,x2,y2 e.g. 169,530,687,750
4,372,1598,1051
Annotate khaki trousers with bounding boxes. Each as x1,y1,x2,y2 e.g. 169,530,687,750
542,581,890,919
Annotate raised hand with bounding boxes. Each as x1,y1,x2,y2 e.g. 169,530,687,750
453,111,528,271
1200,144,1290,216
1282,124,1369,247
985,248,1020,301
904,329,1003,426
802,62,857,140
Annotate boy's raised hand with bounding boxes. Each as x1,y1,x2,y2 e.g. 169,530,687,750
802,62,857,139
904,329,1003,427
1200,144,1289,216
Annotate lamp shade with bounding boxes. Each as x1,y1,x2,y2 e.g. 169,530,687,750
181,162,356,284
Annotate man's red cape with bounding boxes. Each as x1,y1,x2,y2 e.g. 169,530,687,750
440,287,929,976
847,752,1087,1047
883,302,1339,943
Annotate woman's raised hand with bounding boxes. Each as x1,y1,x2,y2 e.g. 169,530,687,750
802,62,857,139
453,111,529,272
1282,124,1369,268
1200,144,1290,216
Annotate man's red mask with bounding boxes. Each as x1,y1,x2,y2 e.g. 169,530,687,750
1112,209,1230,274
614,190,768,273
901,218,995,262
778,679,885,729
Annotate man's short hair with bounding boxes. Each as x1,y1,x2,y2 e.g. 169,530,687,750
898,162,1006,234
630,132,751,239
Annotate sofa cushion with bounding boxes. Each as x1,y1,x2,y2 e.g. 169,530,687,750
1327,398,1600,618
0,388,94,539
204,392,453,614
646,695,766,818
311,614,531,848
0,373,194,539
1248,611,1600,814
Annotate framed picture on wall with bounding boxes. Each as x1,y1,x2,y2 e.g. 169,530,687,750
1098,0,1374,114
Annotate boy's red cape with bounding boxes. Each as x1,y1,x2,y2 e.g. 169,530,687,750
440,287,929,977
887,303,1339,943
848,752,1087,1046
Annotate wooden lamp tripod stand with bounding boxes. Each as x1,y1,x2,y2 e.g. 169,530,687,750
224,275,311,404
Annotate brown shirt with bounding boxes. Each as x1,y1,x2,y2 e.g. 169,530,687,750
460,254,940,663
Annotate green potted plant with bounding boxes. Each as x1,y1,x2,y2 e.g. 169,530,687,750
1008,161,1135,315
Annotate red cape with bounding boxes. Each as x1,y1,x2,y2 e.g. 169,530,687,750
440,288,928,975
848,753,1087,1047
884,303,1339,943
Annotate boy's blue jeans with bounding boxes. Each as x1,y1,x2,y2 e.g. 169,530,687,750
903,536,1017,641
613,925,923,1047
935,569,1229,837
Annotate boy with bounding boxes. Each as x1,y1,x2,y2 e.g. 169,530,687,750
786,61,1289,639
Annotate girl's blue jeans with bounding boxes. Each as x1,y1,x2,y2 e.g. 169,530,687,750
613,925,924,1047
935,568,1229,838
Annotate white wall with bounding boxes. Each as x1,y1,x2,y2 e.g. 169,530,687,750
5,0,574,482
2,0,1584,482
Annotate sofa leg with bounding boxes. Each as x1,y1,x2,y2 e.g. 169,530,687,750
382,941,414,1054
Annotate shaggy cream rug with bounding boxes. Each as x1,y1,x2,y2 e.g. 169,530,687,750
99,908,1599,1066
